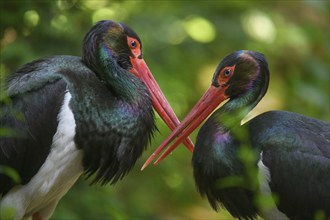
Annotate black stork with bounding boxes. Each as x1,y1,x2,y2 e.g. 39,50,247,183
0,20,194,220
142,50,330,220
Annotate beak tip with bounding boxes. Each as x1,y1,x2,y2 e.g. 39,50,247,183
141,162,147,170
141,163,148,171
141,155,155,171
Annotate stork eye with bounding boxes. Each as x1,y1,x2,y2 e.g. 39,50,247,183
224,69,231,77
130,40,137,48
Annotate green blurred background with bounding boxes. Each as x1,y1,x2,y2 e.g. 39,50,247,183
0,0,329,219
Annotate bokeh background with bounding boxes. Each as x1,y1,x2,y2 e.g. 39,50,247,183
0,0,329,219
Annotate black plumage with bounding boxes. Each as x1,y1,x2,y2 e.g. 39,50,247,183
0,20,187,219
194,110,330,220
144,50,330,220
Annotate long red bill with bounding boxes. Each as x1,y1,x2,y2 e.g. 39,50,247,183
130,57,194,152
141,85,229,170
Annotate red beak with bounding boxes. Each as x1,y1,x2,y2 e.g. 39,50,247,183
129,57,194,153
141,85,229,170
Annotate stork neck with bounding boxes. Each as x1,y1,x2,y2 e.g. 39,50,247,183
215,87,263,131
96,44,145,103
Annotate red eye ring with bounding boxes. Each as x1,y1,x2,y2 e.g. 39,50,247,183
127,36,141,58
217,65,236,87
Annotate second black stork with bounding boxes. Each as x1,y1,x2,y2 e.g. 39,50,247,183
143,50,330,220
0,20,193,220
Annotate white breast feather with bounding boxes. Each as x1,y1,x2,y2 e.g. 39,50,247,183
257,152,289,220
0,92,84,220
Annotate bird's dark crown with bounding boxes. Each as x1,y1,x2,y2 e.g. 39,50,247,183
82,20,142,75
212,50,269,99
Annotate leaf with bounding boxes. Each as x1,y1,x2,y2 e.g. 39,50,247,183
0,166,21,184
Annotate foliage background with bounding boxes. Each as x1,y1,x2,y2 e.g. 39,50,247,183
0,0,329,219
